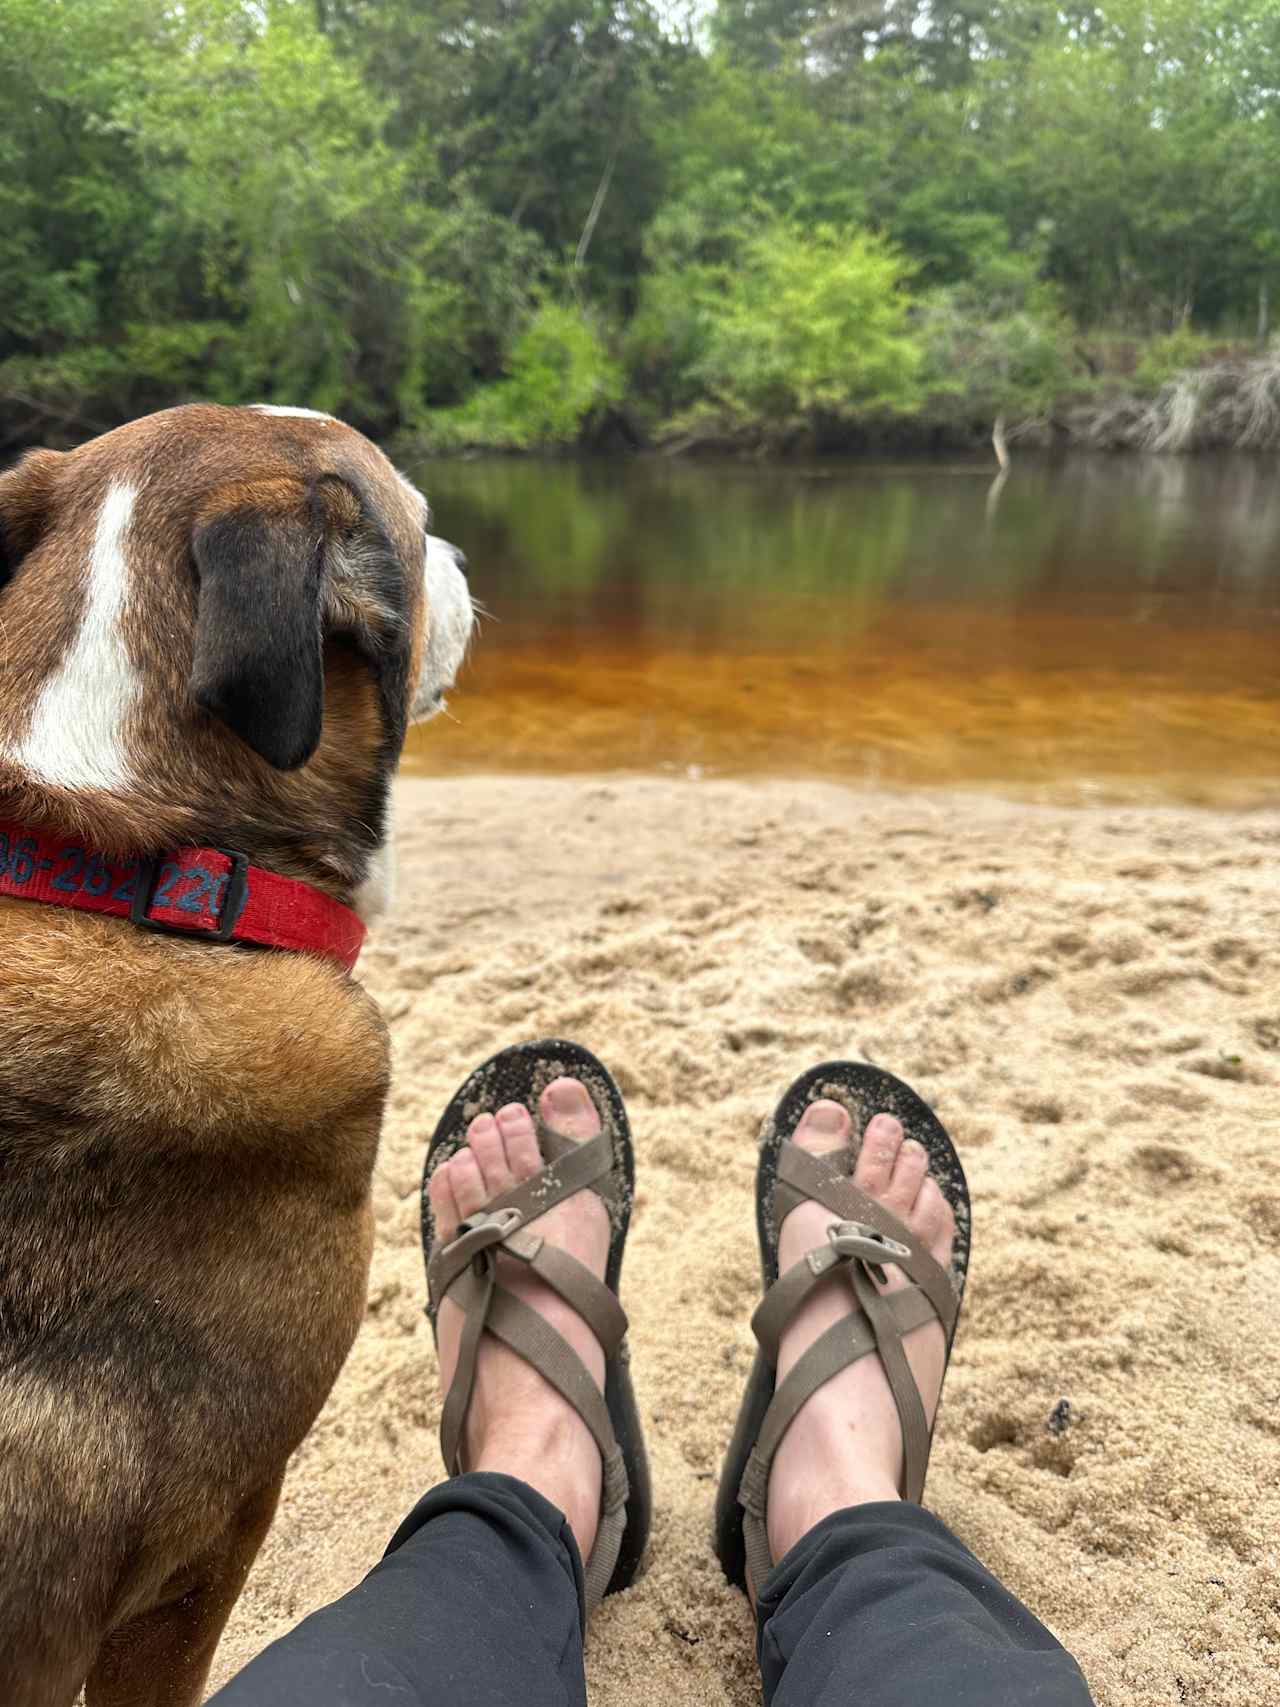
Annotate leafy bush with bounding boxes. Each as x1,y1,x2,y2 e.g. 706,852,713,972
919,249,1076,425
428,304,622,450
676,223,923,442
623,262,723,419
1134,327,1223,393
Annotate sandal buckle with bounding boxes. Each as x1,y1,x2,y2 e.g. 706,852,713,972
446,1205,526,1274
827,1220,910,1262
458,1205,523,1239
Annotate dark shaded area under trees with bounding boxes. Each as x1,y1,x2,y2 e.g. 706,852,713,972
4,0,1280,455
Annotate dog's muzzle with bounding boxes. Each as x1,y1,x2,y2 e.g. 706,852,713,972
416,536,473,719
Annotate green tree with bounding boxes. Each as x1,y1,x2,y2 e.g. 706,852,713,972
919,248,1076,434
680,223,923,446
316,0,693,310
6,0,1280,451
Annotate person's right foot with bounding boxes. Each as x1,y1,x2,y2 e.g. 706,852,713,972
427,1078,610,1560
763,1100,957,1571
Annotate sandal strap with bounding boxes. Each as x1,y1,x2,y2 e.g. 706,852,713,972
426,1130,614,1310
438,1254,498,1474
485,1289,621,1471
738,1146,961,1589
430,1143,630,1615
776,1144,958,1333
509,1235,629,1357
752,1219,918,1364
739,1283,935,1589
849,1262,932,1502
485,1287,631,1610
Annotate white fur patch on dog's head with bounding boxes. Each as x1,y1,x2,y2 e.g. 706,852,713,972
250,404,336,422
9,481,140,793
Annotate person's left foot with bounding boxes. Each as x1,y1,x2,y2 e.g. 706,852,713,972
763,1100,955,1570
427,1078,611,1558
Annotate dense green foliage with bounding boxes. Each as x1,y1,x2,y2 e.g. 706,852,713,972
5,0,1280,451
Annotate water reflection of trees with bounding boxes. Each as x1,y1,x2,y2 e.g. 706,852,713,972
414,455,1280,648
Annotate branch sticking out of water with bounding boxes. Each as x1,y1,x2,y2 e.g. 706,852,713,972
993,412,1010,469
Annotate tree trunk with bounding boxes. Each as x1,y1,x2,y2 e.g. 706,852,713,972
574,138,621,275
1258,281,1270,347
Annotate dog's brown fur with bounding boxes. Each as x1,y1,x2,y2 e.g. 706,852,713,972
0,406,459,1705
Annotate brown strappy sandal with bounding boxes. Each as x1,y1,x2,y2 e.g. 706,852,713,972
420,1039,651,1613
714,1060,972,1592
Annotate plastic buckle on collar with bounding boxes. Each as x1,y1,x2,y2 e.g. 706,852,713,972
130,848,249,943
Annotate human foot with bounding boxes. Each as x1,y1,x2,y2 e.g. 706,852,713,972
427,1077,611,1558
764,1100,957,1567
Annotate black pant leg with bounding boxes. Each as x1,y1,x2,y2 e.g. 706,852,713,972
757,1501,1094,1707
210,1472,587,1707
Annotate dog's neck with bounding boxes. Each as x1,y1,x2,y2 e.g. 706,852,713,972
0,629,399,917
0,761,392,916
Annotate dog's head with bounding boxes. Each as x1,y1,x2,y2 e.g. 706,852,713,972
0,404,473,911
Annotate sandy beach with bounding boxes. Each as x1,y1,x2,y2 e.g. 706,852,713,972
211,774,1280,1706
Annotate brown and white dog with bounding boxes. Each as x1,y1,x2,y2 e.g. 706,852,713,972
0,403,473,1706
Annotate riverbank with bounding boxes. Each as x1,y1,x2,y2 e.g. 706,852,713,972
212,775,1280,1707
9,350,1280,464
392,343,1280,460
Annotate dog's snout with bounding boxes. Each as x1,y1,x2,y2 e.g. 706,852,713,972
415,532,474,720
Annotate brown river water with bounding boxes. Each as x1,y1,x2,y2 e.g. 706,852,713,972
401,453,1280,806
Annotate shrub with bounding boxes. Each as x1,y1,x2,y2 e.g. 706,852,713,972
686,223,923,439
1134,327,1223,393
428,303,622,450
919,249,1076,426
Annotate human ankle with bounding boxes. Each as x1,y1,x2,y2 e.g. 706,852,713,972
472,1413,602,1558
768,1474,901,1561
472,1458,600,1561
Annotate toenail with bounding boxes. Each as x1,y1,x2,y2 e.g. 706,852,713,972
546,1079,587,1118
902,1140,925,1158
497,1106,528,1134
805,1102,846,1135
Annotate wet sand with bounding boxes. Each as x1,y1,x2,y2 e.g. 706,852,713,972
212,775,1280,1707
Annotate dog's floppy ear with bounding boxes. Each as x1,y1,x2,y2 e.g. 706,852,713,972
191,482,325,771
0,449,63,591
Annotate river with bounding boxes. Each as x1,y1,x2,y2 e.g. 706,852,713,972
401,453,1280,806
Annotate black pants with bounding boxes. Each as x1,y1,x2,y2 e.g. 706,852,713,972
212,1473,1094,1706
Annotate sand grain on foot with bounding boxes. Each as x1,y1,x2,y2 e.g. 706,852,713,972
212,776,1280,1707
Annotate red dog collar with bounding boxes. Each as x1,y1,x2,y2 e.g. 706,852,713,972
0,822,366,971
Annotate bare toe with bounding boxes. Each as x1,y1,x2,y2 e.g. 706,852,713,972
496,1102,542,1182
447,1146,486,1221
910,1176,948,1246
884,1137,928,1215
428,1160,461,1243
539,1077,602,1140
791,1098,850,1154
468,1112,514,1197
853,1113,904,1193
